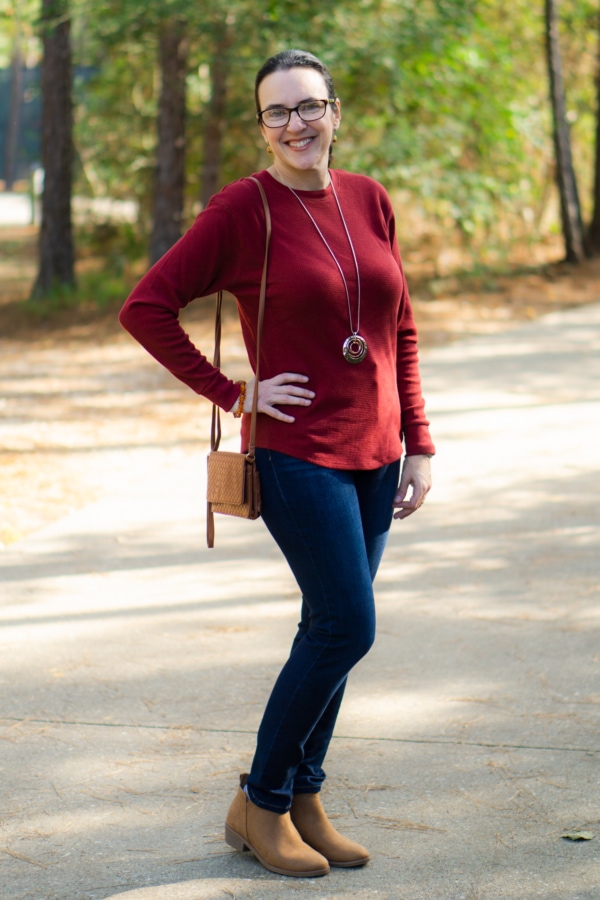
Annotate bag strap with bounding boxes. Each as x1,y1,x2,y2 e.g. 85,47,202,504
210,176,272,457
247,176,272,456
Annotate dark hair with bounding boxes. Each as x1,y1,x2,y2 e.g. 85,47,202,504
254,49,337,115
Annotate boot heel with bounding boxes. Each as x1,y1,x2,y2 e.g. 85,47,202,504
225,823,250,852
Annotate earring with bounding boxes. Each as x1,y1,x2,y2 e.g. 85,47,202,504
332,133,338,143
265,145,272,154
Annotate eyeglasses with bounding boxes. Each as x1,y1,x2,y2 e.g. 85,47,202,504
257,99,336,128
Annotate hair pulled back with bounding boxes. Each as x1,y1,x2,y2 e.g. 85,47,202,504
254,49,337,115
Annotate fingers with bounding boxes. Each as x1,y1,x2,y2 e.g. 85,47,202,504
393,496,425,520
263,407,296,423
243,373,315,422
270,372,311,387
269,385,315,404
267,373,315,403
393,494,427,519
392,456,432,520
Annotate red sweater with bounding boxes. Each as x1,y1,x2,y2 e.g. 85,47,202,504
119,169,435,468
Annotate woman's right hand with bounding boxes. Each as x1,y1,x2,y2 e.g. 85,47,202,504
230,373,315,423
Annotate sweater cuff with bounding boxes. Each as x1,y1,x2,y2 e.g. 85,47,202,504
205,379,243,413
402,423,436,457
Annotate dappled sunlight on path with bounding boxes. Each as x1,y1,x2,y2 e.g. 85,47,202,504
1,303,599,899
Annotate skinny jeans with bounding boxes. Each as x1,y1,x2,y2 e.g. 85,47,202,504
246,449,401,813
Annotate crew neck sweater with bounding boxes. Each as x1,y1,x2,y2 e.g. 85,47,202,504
119,169,435,469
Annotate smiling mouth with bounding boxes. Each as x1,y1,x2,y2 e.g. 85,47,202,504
286,137,314,149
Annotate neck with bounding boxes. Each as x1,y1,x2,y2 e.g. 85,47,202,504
269,163,331,191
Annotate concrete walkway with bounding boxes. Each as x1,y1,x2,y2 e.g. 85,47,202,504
1,304,599,900
0,192,35,226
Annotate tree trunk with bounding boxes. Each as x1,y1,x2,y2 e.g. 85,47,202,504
31,0,75,297
200,20,232,209
149,20,188,266
587,11,600,255
544,0,586,263
4,41,25,191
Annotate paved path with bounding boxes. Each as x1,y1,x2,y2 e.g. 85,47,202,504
0,192,34,226
0,191,137,227
1,304,599,899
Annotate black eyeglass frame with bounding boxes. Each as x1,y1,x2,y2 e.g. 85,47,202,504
257,98,337,128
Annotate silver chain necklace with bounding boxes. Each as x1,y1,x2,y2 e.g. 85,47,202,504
279,171,368,364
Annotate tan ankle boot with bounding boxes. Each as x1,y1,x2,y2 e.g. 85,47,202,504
225,776,330,878
291,792,370,868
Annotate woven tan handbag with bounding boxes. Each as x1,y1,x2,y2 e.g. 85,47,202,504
206,177,271,548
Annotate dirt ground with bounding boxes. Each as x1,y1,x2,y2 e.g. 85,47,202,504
1,225,599,546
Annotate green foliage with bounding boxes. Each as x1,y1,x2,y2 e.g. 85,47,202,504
25,262,137,317
77,219,146,271
14,0,598,261
0,0,40,66
318,0,547,249
74,39,157,216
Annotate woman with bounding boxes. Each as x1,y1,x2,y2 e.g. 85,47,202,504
120,49,434,879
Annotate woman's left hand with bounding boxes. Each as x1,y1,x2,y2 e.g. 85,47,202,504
393,454,432,520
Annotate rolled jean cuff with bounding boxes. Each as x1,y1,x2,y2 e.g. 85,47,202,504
246,783,290,814
293,771,325,794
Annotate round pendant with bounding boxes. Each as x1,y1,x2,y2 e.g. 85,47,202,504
343,334,368,364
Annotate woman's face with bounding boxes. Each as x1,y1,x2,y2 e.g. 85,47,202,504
258,67,341,187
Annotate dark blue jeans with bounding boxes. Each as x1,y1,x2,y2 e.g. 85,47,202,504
246,449,401,813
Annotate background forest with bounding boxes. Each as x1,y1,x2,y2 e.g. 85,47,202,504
0,0,599,297
1,0,600,546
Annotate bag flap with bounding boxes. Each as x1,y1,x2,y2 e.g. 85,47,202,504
207,451,247,505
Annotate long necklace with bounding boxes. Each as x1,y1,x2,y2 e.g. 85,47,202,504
280,171,367,364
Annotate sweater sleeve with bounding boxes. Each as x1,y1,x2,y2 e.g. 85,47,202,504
119,196,245,412
386,200,436,456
